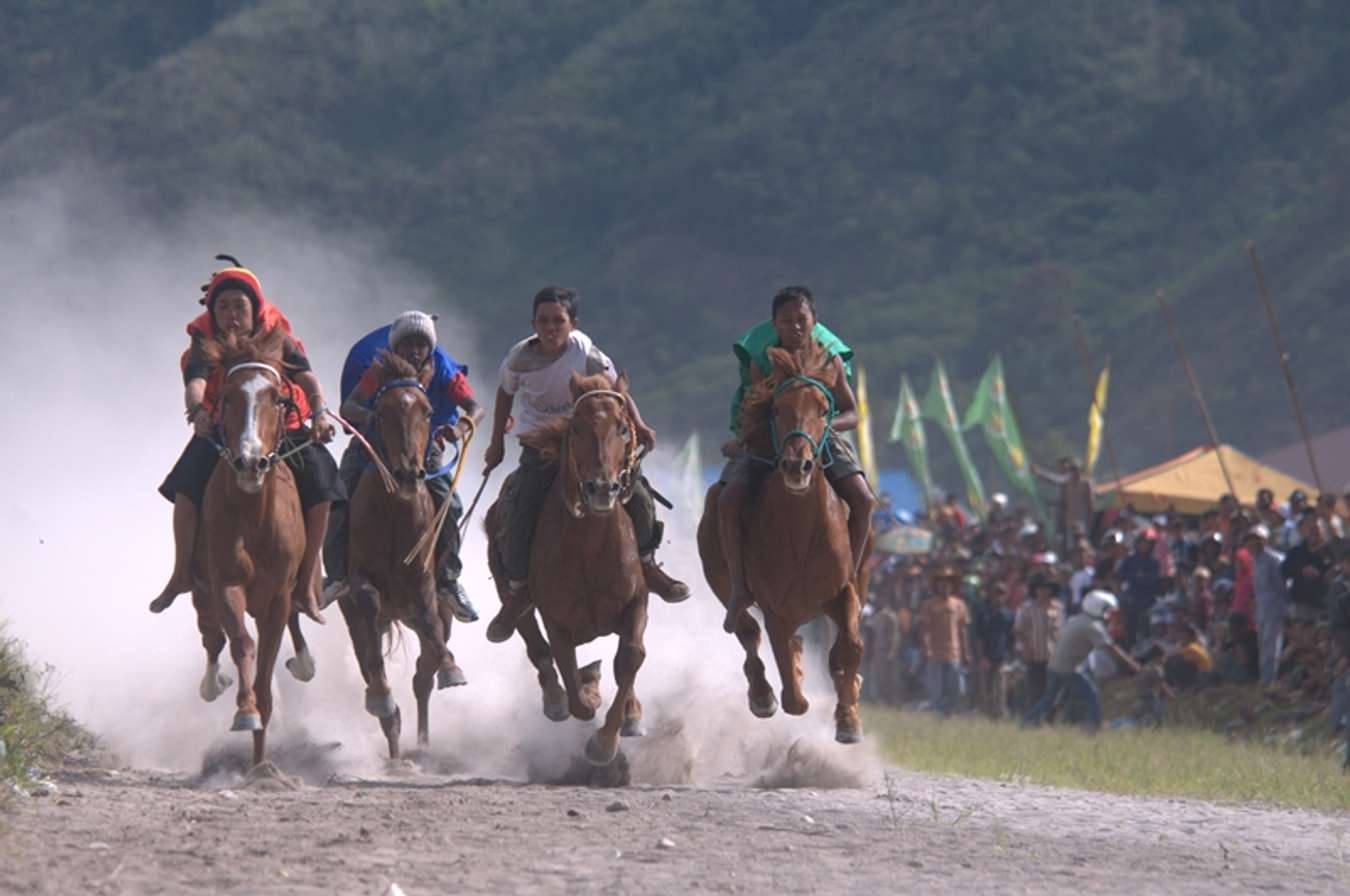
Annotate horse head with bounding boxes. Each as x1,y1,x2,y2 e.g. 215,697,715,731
563,371,635,517
369,351,435,501
764,345,838,495
200,326,292,495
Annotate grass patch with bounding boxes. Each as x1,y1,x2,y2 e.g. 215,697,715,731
0,622,93,802
867,706,1350,812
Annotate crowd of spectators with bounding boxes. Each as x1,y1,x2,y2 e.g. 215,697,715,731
862,473,1350,738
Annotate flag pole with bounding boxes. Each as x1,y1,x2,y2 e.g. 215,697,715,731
1071,314,1127,508
1155,289,1239,499
1247,242,1324,493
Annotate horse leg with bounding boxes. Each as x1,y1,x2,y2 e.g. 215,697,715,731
404,579,452,690
517,613,567,721
621,692,645,738
216,584,262,732
283,612,316,683
250,594,289,767
587,598,648,766
192,588,233,702
413,639,439,749
435,592,467,688
545,627,596,722
338,580,400,759
763,611,809,716
735,610,778,718
824,583,865,744
351,578,399,725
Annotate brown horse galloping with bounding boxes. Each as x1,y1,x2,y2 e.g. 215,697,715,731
340,352,466,759
698,346,867,744
485,372,648,765
190,327,307,766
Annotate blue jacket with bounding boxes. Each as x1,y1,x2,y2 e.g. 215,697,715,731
340,325,468,429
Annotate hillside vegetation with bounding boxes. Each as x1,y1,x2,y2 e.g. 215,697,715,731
5,1,1349,481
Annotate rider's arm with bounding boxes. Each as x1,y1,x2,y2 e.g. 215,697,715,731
340,378,374,426
483,385,515,473
828,356,860,433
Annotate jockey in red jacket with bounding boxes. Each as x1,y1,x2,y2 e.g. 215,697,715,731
151,258,343,624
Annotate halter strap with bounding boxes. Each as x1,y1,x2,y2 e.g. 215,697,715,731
225,361,282,382
747,374,838,468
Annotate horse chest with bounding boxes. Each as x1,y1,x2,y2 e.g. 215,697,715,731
531,505,642,641
747,482,850,618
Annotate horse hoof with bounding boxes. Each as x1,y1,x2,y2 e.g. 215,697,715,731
620,719,646,738
543,700,570,722
199,666,232,702
230,711,262,732
835,726,864,745
437,666,468,689
365,693,398,719
578,659,603,684
749,692,779,719
584,734,619,766
285,651,316,683
485,618,516,643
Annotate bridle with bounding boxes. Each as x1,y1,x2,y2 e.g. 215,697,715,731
747,374,837,469
367,377,461,481
562,389,642,518
210,361,308,474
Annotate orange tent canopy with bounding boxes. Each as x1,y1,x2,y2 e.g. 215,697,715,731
1095,444,1316,514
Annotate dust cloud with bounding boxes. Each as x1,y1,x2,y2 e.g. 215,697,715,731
0,174,879,789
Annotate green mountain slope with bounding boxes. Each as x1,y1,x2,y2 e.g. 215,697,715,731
4,0,1349,484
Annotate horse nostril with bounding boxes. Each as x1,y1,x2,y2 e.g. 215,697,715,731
232,457,246,473
608,481,622,495
258,457,271,472
802,459,814,473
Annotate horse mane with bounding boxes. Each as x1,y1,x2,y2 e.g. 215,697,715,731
376,350,420,381
737,342,835,454
199,325,291,372
519,372,619,463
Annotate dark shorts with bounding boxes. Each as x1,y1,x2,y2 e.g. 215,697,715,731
718,430,864,488
159,432,345,511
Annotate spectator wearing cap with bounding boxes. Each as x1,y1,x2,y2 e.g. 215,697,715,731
1281,512,1330,623
1247,524,1288,686
917,566,972,715
1014,577,1064,709
1117,529,1162,649
1023,590,1140,730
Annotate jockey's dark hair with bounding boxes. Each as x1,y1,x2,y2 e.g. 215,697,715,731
772,285,816,318
533,286,579,322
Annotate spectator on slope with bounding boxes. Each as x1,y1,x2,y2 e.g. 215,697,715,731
1117,528,1162,649
1163,622,1213,691
1248,524,1289,688
1189,566,1215,633
1014,576,1064,710
917,566,972,716
867,590,903,706
1317,493,1346,542
1033,457,1096,551
1067,545,1096,615
1282,511,1331,623
1325,546,1350,734
1280,489,1308,552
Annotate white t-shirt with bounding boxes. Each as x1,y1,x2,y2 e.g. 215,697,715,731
498,330,616,439
1069,566,1095,611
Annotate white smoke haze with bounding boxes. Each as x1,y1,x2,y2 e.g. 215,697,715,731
0,172,879,788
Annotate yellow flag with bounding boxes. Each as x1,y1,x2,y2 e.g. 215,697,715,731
1085,362,1110,476
855,365,880,485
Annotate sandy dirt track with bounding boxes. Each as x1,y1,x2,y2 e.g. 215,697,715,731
3,757,1345,896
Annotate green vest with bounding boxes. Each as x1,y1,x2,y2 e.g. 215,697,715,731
729,321,854,434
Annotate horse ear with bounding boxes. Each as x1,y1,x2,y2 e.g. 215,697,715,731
615,370,630,394
418,359,435,389
568,370,586,400
765,346,798,377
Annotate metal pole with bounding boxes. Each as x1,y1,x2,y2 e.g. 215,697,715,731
1071,314,1127,508
1247,242,1324,492
1155,290,1239,499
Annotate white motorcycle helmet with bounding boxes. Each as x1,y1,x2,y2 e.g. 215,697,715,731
1081,590,1118,620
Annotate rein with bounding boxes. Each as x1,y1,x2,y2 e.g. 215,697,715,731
746,374,838,469
561,389,640,519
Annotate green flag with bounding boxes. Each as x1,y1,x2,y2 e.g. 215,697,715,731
963,355,1049,524
888,374,935,511
920,360,987,514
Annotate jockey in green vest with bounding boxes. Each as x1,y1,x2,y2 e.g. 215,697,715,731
717,285,876,632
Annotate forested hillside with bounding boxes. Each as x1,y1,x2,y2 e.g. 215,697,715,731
5,0,1349,480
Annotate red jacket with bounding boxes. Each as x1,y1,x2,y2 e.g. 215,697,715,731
181,267,312,429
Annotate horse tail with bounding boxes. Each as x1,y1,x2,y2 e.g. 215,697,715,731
382,620,410,662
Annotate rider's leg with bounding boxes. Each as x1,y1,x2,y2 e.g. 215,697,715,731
288,439,348,625
424,443,476,622
717,454,756,633
151,435,217,613
320,440,365,607
624,476,688,603
487,447,557,641
823,432,876,576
